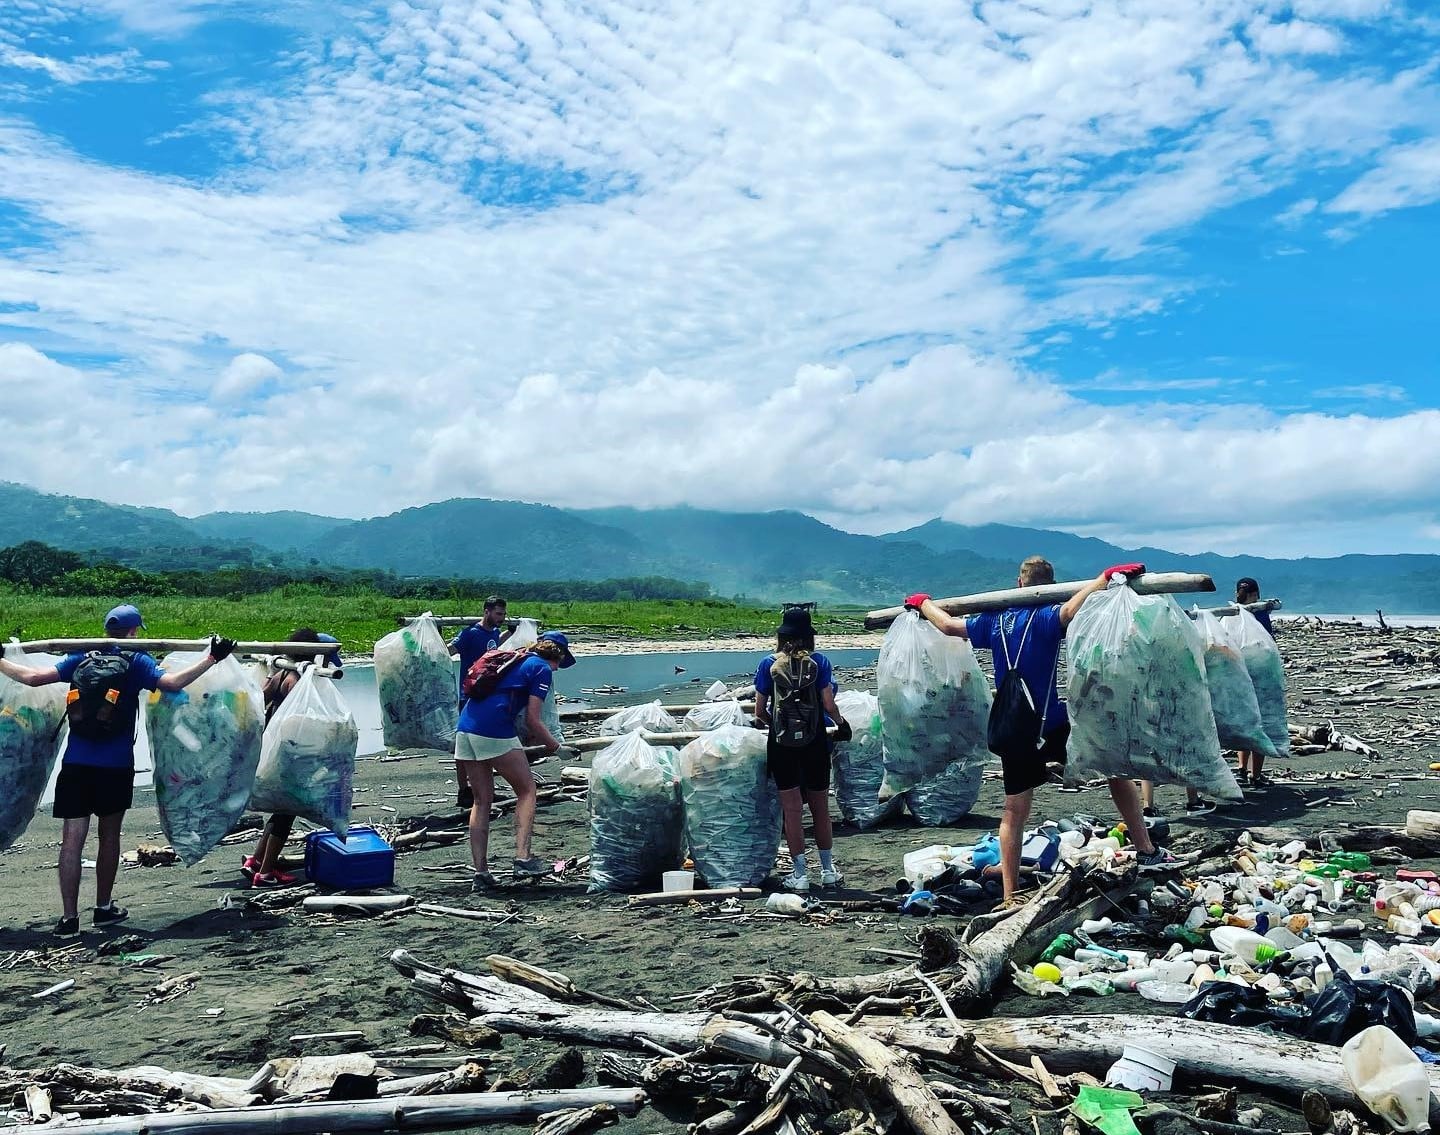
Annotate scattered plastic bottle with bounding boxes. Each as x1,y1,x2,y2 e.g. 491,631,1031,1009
1040,933,1081,963
1211,926,1288,964
1136,980,1194,1004
1063,973,1115,996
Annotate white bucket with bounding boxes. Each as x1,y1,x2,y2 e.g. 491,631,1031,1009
662,870,695,892
1105,1044,1176,1092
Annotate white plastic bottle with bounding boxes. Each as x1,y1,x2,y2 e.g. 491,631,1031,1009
1341,1026,1432,1133
1211,926,1288,964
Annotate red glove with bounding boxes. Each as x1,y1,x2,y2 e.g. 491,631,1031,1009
1104,563,1146,581
904,593,932,611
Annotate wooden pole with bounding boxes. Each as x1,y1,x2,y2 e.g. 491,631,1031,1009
37,1088,648,1134
863,571,1215,630
566,725,829,755
1189,599,1284,617
560,702,755,722
16,638,346,657
627,887,761,907
399,616,533,628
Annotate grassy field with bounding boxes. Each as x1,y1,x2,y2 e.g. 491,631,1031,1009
0,586,867,651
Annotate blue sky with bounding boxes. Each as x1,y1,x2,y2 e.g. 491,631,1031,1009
1,0,1439,557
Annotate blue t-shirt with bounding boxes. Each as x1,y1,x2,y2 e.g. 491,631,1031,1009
458,654,552,738
1253,608,1275,637
54,649,165,769
451,623,505,696
966,605,1067,729
754,652,838,727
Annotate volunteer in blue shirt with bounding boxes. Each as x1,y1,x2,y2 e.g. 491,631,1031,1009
752,606,850,894
456,630,573,890
0,605,235,938
449,596,510,810
907,558,1176,907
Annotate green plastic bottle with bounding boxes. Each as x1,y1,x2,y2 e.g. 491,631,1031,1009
1040,932,1080,963
1328,851,1372,872
1163,923,1206,947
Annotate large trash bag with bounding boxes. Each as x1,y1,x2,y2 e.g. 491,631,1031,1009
1223,608,1290,757
1066,582,1241,801
600,700,679,736
877,611,991,799
679,724,780,888
905,761,985,826
0,643,66,851
1192,608,1276,757
147,654,266,865
374,614,456,750
251,668,358,837
588,731,684,893
1306,965,1418,1047
832,691,903,829
683,700,750,731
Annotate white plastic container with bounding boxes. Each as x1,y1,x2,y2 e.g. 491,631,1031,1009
1136,980,1194,1004
1341,1026,1432,1133
663,870,696,892
902,845,962,887
1105,1044,1176,1092
1211,926,1287,964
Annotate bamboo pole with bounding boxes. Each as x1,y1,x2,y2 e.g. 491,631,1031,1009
16,638,346,657
863,571,1216,629
39,1088,648,1134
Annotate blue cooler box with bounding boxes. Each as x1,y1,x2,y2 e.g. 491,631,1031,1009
304,826,395,890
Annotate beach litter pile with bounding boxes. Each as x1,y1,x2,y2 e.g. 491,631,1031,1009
1230,607,1293,758
599,699,680,736
831,690,904,829
0,643,65,851
146,654,266,865
374,614,457,751
1191,607,1278,757
682,699,751,731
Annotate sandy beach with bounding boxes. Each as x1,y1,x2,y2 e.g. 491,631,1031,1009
0,619,1437,1133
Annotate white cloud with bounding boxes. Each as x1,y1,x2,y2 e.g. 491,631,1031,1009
0,1,1438,555
1328,138,1440,215
0,46,149,84
212,352,281,400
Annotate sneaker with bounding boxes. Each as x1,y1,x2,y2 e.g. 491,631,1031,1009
240,855,259,880
92,902,128,927
251,870,297,888
1236,769,1252,788
471,871,499,892
54,916,80,939
819,867,844,888
1142,806,1161,819
512,856,548,880
1185,799,1217,817
457,784,474,810
1136,847,1181,874
1250,772,1273,789
781,870,811,894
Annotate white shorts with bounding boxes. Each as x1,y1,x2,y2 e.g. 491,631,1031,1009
455,733,522,762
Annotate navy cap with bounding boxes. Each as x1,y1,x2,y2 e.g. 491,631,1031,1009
539,631,576,669
104,604,145,633
316,632,342,670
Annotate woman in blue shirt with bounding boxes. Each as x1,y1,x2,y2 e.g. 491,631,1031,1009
456,631,574,889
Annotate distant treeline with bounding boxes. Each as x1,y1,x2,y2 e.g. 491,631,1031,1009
0,540,715,604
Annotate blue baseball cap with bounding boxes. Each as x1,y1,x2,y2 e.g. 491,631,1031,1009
316,632,342,670
539,631,576,669
104,604,145,633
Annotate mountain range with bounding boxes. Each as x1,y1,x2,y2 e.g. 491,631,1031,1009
2,480,1437,611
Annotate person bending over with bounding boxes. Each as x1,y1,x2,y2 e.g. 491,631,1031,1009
906,558,1177,907
456,632,572,890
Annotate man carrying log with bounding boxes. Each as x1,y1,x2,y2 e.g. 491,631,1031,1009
906,559,1177,907
449,596,510,809
0,605,236,938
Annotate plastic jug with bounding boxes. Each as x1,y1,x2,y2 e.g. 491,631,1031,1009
972,834,1001,870
903,845,959,887
1211,926,1288,964
1341,1026,1432,1133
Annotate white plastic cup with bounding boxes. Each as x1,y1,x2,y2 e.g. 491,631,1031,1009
663,870,695,892
1105,1044,1177,1092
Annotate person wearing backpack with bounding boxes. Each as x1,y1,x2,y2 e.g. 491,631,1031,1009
752,606,851,893
242,628,342,888
449,596,511,810
455,630,574,890
906,559,1177,907
0,605,236,938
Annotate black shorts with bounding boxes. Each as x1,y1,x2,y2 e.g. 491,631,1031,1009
52,764,135,819
767,736,831,793
1000,723,1070,797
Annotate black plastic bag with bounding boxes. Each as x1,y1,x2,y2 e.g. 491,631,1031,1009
1181,982,1309,1032
1303,966,1418,1047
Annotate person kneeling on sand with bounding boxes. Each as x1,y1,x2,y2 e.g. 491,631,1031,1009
0,606,236,938
906,558,1178,909
456,631,573,890
753,606,851,893
243,628,343,888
